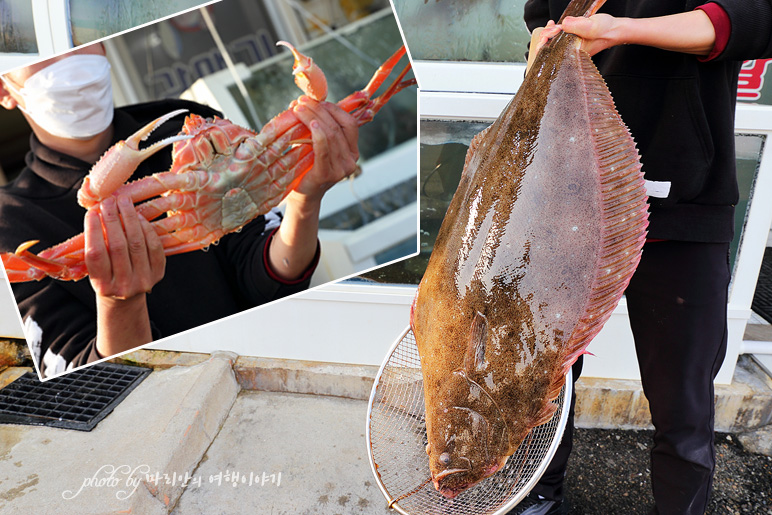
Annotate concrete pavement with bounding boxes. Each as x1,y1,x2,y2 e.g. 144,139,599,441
0,353,239,514
0,332,770,514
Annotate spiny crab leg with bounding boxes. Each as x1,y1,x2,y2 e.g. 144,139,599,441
3,239,87,281
338,46,415,117
77,108,194,208
276,41,328,101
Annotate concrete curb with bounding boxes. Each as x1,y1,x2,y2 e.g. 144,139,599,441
0,365,31,388
737,424,772,456
575,356,772,433
111,348,210,370
0,354,239,515
234,356,378,400
132,353,239,514
118,348,772,433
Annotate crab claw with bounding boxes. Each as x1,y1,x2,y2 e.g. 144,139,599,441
276,41,328,101
77,108,194,208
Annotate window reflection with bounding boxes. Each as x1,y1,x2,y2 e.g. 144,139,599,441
393,0,530,62
732,134,766,270
233,10,415,156
69,0,206,46
360,119,489,284
0,0,37,53
362,122,766,285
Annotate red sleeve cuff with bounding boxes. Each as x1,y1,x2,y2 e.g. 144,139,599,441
262,226,320,285
696,3,731,61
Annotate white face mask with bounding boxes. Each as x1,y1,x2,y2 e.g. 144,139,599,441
2,54,114,140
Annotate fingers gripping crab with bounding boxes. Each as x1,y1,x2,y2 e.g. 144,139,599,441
2,43,415,282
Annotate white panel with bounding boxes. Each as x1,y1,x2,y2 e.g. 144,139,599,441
150,283,416,366
31,0,56,54
47,0,72,53
414,60,526,94
0,273,25,339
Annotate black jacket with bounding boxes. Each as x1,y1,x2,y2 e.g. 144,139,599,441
0,99,318,377
524,0,772,242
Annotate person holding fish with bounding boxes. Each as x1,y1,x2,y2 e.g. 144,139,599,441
512,1,772,514
0,42,361,377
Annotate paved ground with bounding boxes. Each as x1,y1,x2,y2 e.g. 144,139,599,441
564,428,772,514
1,352,771,514
172,390,388,515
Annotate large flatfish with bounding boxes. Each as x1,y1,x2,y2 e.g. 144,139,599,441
411,0,648,499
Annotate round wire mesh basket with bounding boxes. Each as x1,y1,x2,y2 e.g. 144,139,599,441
366,327,572,515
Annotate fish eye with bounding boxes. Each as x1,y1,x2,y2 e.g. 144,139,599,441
439,452,451,465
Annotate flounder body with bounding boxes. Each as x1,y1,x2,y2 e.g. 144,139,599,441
411,0,649,499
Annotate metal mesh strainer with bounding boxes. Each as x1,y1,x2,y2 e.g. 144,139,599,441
366,327,572,515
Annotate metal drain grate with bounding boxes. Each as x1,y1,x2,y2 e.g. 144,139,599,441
752,247,772,325
0,363,151,431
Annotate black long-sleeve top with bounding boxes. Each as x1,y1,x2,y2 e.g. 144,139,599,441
524,0,772,242
0,99,318,377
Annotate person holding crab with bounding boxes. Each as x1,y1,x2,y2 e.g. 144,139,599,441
0,42,361,377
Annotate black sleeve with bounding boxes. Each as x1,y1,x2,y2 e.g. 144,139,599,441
523,0,564,61
215,209,320,306
0,181,106,377
712,0,772,60
13,280,109,377
523,0,553,33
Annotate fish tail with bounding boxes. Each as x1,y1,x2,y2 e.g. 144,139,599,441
558,0,606,22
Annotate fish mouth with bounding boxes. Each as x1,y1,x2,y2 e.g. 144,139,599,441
434,468,470,482
437,485,469,499
433,457,509,499
433,468,473,499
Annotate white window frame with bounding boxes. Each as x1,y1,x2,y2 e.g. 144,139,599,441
1,0,221,74
0,0,73,73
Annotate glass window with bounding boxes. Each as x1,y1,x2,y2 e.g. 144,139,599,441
733,134,767,269
361,121,767,285
392,0,530,62
113,1,280,100
361,118,485,285
69,0,209,47
233,9,415,159
112,4,415,158
0,0,37,53
282,0,389,39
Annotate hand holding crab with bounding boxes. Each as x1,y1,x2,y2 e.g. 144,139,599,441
2,43,414,283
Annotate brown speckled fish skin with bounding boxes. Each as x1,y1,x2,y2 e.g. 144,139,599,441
411,0,649,499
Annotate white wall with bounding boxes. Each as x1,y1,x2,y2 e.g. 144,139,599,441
0,268,25,339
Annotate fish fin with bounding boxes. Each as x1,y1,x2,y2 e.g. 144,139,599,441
547,375,565,401
463,124,492,173
409,285,419,332
533,401,558,427
557,50,649,380
558,0,606,22
464,312,488,374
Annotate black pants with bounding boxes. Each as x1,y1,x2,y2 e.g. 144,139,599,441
533,241,731,514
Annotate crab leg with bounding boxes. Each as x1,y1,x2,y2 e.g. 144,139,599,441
337,46,413,112
276,40,328,101
114,122,300,207
2,240,87,281
77,109,193,208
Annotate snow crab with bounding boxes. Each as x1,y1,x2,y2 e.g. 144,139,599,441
2,43,415,282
